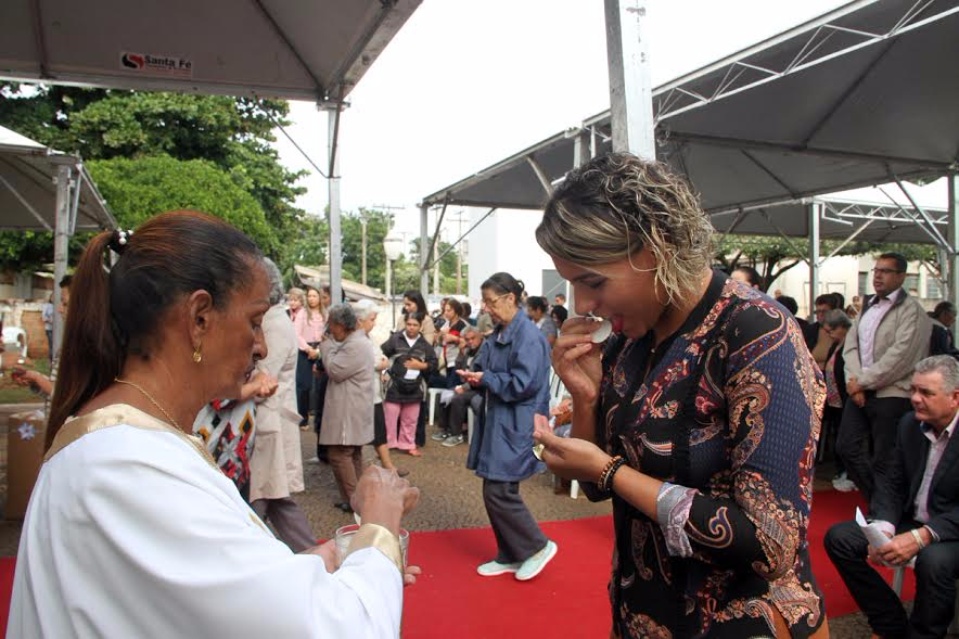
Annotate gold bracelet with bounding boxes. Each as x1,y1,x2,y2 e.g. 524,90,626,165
598,455,627,493
596,456,620,489
910,527,926,550
602,457,628,493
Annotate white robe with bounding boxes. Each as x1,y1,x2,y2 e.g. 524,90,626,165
8,406,403,638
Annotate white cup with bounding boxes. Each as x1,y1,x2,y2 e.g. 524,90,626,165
334,523,409,568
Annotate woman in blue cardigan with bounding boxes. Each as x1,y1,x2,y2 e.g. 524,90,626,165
459,272,556,581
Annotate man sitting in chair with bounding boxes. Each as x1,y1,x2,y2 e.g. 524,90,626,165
431,327,484,447
825,354,959,639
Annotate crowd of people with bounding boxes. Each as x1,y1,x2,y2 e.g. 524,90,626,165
7,151,959,638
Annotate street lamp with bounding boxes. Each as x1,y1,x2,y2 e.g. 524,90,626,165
383,231,404,326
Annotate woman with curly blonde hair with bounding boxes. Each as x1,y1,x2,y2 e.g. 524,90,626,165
534,153,828,638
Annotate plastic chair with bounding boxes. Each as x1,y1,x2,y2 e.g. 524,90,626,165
546,370,579,498
427,387,444,426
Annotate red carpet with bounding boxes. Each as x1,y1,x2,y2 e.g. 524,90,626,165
0,490,916,637
0,557,12,636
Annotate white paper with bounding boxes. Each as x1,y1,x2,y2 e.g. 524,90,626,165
856,507,893,548
403,369,420,381
855,508,916,568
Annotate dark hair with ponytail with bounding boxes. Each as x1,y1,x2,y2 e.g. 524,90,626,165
403,290,428,316
46,210,263,450
481,272,525,305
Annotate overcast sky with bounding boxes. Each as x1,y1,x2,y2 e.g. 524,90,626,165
273,0,855,237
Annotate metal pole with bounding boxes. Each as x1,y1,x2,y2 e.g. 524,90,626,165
432,236,440,295
419,204,429,296
325,106,343,304
360,214,368,286
605,0,656,159
950,173,959,304
808,202,821,319
456,212,463,295
52,164,71,355
386,258,394,327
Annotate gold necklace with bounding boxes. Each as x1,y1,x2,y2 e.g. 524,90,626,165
114,377,184,432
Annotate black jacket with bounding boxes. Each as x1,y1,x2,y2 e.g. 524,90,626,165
381,330,437,404
871,411,959,541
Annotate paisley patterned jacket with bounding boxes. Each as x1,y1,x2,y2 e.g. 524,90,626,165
592,271,826,638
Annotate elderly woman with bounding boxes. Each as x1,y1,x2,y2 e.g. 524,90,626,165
458,272,556,582
354,300,408,478
10,211,419,638
248,259,316,551
533,154,828,638
320,303,375,513
822,308,854,492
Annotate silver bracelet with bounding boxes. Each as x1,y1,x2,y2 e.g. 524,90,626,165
910,527,926,550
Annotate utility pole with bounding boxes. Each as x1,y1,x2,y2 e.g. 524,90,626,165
360,212,368,286
432,236,440,296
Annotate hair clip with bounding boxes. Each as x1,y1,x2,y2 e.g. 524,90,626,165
109,228,135,255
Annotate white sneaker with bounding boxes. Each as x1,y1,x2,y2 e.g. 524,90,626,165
833,478,857,492
476,560,520,577
515,540,558,581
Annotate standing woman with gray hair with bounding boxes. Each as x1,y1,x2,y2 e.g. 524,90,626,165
248,259,316,551
532,153,828,638
320,303,374,513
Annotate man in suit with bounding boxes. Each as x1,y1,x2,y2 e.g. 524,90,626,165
839,252,931,503
825,355,959,638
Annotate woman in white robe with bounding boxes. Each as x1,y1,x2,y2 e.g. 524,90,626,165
8,211,419,639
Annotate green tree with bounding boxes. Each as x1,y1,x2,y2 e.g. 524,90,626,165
281,214,328,283
406,237,468,295
714,234,938,292
340,208,394,291
0,84,306,267
88,156,277,253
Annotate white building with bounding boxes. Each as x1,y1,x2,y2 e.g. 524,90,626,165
769,255,943,319
466,208,566,303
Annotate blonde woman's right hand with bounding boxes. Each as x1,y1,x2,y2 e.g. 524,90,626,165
351,465,420,536
551,317,604,403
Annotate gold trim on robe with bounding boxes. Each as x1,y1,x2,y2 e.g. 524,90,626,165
346,524,404,574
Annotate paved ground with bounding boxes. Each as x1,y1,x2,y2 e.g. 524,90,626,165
0,403,909,636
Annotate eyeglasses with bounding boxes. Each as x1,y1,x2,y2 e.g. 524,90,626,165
872,267,904,275
481,293,508,308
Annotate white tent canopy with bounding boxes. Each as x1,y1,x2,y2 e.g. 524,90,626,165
419,0,959,302
0,125,114,232
0,0,423,306
0,0,421,102
421,0,959,213
0,124,115,351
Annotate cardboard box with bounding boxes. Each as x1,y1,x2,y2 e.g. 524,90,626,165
6,410,46,519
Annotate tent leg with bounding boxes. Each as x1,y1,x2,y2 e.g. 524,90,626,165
325,106,344,304
808,202,821,319
949,173,959,304
52,165,72,356
605,0,655,159
419,205,429,296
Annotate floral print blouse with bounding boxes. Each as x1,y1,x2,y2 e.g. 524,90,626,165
592,272,826,638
